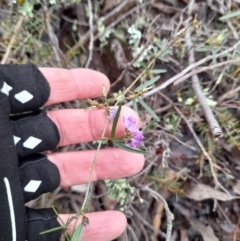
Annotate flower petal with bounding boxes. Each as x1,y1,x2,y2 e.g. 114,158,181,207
109,107,118,121
131,131,144,148
123,116,138,132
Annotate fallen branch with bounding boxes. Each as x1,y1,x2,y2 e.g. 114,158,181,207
184,22,223,140
218,85,240,103
142,186,174,241
174,58,240,86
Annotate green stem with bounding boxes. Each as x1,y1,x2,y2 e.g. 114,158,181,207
78,119,110,213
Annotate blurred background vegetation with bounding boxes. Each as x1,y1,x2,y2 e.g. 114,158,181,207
1,0,240,240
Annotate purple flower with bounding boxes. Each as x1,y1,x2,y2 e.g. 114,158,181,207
109,107,118,121
130,130,144,148
123,116,143,148
123,117,138,132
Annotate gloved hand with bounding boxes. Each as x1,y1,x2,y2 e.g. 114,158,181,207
0,64,144,241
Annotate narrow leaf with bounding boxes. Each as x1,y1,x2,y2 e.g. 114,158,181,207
40,226,66,235
137,97,160,121
219,10,240,20
134,75,160,92
139,61,150,74
132,99,138,112
51,205,64,225
111,103,122,139
71,224,84,241
150,69,167,74
142,119,158,133
113,141,149,155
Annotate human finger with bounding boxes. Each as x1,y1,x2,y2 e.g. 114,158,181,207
11,106,140,157
0,65,110,114
39,68,110,106
47,106,140,147
59,211,127,241
48,148,144,187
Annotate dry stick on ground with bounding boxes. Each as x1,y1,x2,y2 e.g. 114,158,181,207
142,186,174,241
218,85,240,103
85,0,94,68
185,23,223,140
126,225,138,241
216,203,233,229
1,15,25,64
174,58,240,85
130,205,167,238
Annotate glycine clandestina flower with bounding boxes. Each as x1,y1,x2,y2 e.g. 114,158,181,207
108,108,143,148
108,107,118,121
123,116,143,148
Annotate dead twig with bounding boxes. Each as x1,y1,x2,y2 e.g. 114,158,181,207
174,58,240,86
85,0,94,68
218,85,240,103
130,205,167,238
142,186,174,241
184,21,223,140
127,225,138,241
1,15,25,64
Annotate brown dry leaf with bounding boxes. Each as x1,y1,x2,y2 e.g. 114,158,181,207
186,183,237,201
189,219,219,241
152,202,164,240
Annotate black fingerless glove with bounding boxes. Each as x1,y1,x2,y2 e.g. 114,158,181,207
0,64,62,241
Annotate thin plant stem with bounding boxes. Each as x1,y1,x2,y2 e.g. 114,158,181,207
79,120,110,213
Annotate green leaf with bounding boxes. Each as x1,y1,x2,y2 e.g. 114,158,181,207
40,226,66,235
149,69,167,74
219,10,240,20
71,224,84,241
185,97,194,105
139,61,149,73
113,141,149,155
132,99,138,112
206,98,217,107
134,75,160,92
111,103,122,139
137,97,160,121
51,205,65,226
142,119,158,133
